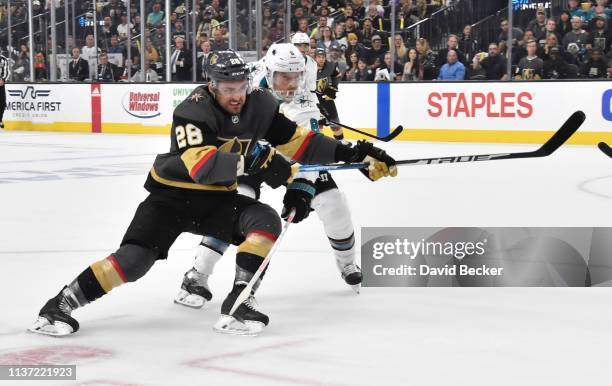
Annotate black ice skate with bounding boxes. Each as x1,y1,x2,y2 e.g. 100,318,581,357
174,268,213,309
213,286,269,336
338,263,362,294
29,287,79,336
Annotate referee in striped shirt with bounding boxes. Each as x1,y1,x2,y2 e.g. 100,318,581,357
0,53,8,128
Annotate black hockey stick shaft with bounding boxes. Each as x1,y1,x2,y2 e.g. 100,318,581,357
598,142,612,158
326,117,404,142
299,111,585,173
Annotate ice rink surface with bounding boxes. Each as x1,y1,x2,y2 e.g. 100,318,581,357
1,130,611,386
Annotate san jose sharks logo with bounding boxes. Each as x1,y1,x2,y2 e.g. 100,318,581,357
8,86,51,99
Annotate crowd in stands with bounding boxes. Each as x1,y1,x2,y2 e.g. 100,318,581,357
0,0,610,82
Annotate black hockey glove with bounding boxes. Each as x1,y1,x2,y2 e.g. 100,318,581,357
335,140,398,181
281,179,316,223
244,143,297,189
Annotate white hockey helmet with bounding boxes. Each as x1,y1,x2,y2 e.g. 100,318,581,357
291,32,310,45
264,43,305,102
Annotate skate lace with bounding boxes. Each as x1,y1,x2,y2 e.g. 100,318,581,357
58,296,73,315
342,264,359,277
244,295,259,311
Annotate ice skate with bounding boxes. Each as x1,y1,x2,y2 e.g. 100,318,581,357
174,268,213,309
338,262,362,294
213,287,269,336
29,287,79,336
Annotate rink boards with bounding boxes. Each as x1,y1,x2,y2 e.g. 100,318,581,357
3,81,611,144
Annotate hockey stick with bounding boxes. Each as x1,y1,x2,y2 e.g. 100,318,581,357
317,103,403,142
300,111,585,173
324,118,404,142
598,142,612,158
227,209,297,318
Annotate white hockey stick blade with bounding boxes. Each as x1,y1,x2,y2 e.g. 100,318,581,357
213,315,265,336
28,316,75,337
174,289,207,309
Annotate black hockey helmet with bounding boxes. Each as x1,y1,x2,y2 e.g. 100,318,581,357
205,50,250,82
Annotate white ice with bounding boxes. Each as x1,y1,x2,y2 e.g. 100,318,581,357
1,130,611,386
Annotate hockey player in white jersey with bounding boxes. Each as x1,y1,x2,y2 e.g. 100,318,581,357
175,42,388,313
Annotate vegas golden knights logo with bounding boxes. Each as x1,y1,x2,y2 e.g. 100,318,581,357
316,78,329,93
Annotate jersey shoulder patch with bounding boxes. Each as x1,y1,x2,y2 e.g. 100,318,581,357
174,86,216,126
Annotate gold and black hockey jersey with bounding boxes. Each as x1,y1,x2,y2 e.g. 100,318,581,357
145,86,339,194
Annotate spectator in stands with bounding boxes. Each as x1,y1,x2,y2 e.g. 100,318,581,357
473,42,507,80
170,36,192,81
147,2,164,27
352,0,366,21
588,16,611,53
268,18,286,44
378,51,403,80
343,52,360,81
543,46,572,79
498,18,524,52
565,0,586,20
173,20,186,40
344,16,361,39
542,33,562,61
82,34,100,74
329,44,348,75
297,17,310,35
562,16,590,52
557,11,573,38
132,58,160,82
318,26,338,52
117,13,134,42
151,24,165,49
202,0,224,25
210,28,229,51
538,19,562,47
438,49,465,80
459,24,478,63
366,3,386,32
334,23,347,49
515,40,543,80
345,32,364,63
415,0,428,21
581,47,608,77
527,7,548,43
513,30,539,65
360,17,379,48
196,40,212,82
96,52,120,82
437,34,466,68
394,34,408,65
310,16,329,40
587,0,612,20
402,48,423,81
100,16,117,47
145,38,160,65
365,34,385,71
107,35,124,55
319,6,335,28
68,47,89,81
310,37,318,52
34,51,48,82
416,37,437,80
354,57,374,81
398,0,418,29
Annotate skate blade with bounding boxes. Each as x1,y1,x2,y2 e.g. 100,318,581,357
350,284,361,294
174,290,206,309
28,317,74,337
212,315,264,337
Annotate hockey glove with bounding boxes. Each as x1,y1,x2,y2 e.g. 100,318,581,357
335,140,398,181
244,143,297,189
281,179,316,223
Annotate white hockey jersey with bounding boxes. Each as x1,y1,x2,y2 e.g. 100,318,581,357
249,55,320,129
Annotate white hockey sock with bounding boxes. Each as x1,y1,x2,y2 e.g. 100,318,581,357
193,236,228,275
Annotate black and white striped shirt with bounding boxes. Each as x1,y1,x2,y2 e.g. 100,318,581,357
0,55,9,82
